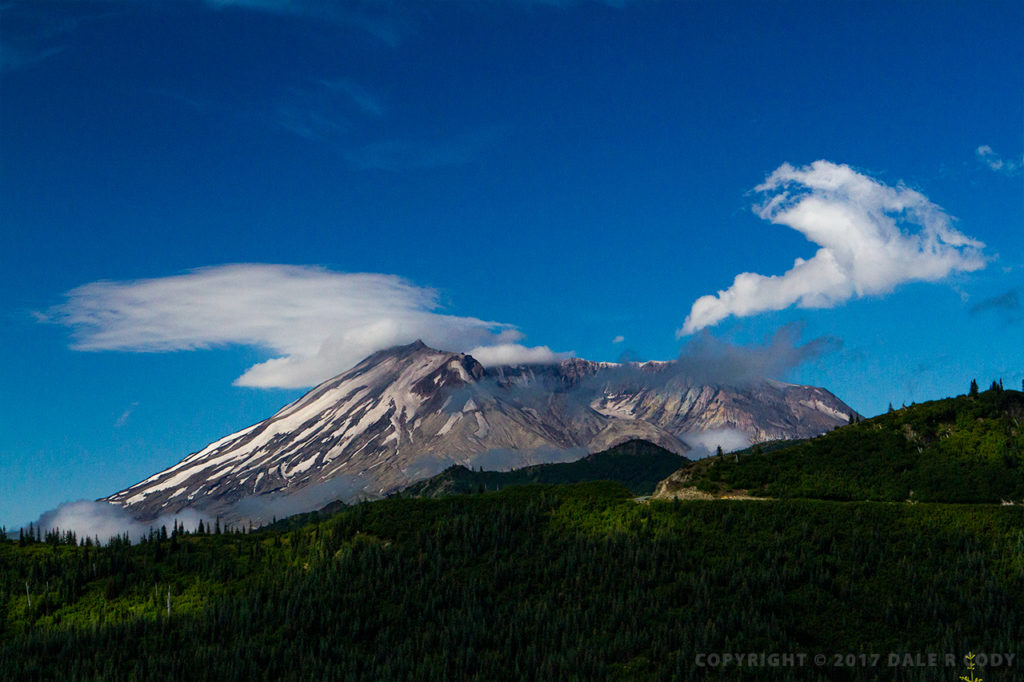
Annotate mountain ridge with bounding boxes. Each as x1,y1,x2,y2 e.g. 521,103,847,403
106,341,856,521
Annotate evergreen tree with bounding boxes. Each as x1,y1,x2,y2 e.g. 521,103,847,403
969,378,979,397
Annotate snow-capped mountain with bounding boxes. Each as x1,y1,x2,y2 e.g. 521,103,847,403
107,341,856,521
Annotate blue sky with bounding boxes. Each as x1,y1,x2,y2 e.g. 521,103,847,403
1,0,1022,528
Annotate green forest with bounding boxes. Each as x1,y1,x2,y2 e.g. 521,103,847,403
1,386,1022,680
682,386,1024,503
401,439,688,498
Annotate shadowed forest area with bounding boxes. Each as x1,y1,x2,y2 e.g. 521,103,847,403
2,480,1022,680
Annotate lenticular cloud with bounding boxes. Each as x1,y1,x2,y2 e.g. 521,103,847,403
43,264,564,388
680,161,987,335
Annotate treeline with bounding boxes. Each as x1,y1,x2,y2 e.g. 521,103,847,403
9,516,249,551
2,482,1022,680
685,386,1024,502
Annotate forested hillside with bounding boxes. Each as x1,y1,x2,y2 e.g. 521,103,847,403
401,439,688,498
664,386,1024,503
2,482,1022,681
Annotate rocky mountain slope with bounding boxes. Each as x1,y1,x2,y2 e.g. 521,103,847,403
107,341,856,521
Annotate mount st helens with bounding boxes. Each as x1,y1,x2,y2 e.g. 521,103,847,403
107,342,856,521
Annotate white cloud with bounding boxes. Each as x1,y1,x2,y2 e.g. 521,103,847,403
467,343,571,367
43,264,565,388
611,335,625,344
33,500,207,543
680,161,987,335
976,145,1022,175
680,428,751,458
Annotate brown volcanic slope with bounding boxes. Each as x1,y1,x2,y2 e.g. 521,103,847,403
107,341,855,521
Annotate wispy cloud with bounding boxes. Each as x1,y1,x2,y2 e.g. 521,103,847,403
0,4,79,73
976,145,1022,175
672,324,841,387
202,0,407,46
0,41,66,72
571,324,839,398
322,78,385,118
228,474,365,523
468,343,570,366
114,401,139,428
346,128,507,171
31,500,207,543
970,288,1022,324
679,428,750,458
611,335,625,344
271,101,348,141
147,87,210,112
40,264,565,388
509,0,635,6
681,161,987,335
269,78,383,141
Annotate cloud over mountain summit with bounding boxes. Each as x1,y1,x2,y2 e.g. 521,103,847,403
43,264,564,388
